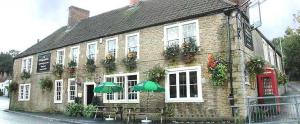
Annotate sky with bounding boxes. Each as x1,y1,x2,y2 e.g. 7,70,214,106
0,0,299,53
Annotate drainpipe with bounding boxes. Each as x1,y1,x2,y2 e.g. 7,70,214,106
224,8,235,117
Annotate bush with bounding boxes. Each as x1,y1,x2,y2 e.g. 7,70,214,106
163,44,180,62
145,65,165,83
8,81,18,93
21,71,30,80
39,77,53,91
83,105,96,118
65,103,84,117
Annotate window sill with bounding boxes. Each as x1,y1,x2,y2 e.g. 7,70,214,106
18,99,30,102
54,101,63,104
165,98,204,103
103,100,139,104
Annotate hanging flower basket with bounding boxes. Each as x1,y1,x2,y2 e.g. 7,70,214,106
101,54,116,73
52,64,64,78
207,54,228,86
181,37,199,64
68,60,77,78
163,44,180,62
21,70,31,80
246,57,265,89
123,52,137,71
85,58,96,74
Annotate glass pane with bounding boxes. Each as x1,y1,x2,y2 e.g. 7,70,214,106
183,23,196,39
169,74,176,85
128,75,137,100
167,26,179,46
189,71,198,97
170,86,176,98
189,71,197,84
190,85,198,97
179,72,187,98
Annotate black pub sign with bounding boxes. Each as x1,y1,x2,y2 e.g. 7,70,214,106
37,52,51,73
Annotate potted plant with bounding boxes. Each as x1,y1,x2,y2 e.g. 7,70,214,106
39,77,53,91
246,57,265,89
101,54,116,73
145,65,165,83
207,54,228,86
163,44,180,62
123,51,137,71
68,60,77,77
20,70,31,80
181,37,199,64
52,64,64,78
8,81,18,93
85,58,96,74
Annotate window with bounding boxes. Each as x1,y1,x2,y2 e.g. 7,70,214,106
164,20,199,48
106,37,118,58
54,80,63,103
269,48,275,66
56,49,65,65
18,84,30,101
21,56,33,73
263,41,269,62
70,46,80,65
87,42,97,60
166,66,203,102
104,73,139,103
125,33,139,59
68,78,77,102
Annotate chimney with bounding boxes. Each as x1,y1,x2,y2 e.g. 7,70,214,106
129,0,140,6
68,6,89,28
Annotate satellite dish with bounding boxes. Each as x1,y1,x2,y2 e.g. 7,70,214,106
249,0,264,29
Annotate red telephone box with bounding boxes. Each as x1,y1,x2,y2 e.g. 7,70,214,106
257,68,280,112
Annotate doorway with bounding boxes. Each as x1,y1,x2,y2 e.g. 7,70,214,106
84,82,96,106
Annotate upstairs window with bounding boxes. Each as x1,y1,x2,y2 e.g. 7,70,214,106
126,33,139,59
18,84,30,101
70,46,80,65
21,56,33,73
56,49,65,65
164,20,199,48
106,38,118,58
87,42,97,60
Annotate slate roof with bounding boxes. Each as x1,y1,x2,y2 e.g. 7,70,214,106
15,0,233,59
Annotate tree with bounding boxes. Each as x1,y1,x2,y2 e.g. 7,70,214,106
0,50,19,77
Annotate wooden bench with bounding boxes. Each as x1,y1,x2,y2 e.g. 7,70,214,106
93,106,123,120
124,107,164,123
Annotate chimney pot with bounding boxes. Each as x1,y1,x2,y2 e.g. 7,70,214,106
68,6,89,28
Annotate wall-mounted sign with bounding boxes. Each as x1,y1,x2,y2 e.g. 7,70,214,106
37,53,51,73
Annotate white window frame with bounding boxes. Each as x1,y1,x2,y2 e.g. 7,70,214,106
56,49,65,66
125,33,140,59
165,66,203,103
70,46,80,67
103,72,139,103
21,56,33,73
263,41,269,62
54,80,63,103
68,78,77,103
105,37,118,58
18,84,31,101
163,20,200,49
86,41,98,61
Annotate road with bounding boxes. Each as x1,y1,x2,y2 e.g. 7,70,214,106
0,96,69,124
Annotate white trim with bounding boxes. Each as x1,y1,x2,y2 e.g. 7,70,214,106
54,80,63,103
105,37,118,58
165,66,203,103
103,72,139,103
70,46,80,66
83,82,96,106
68,78,77,103
18,83,31,101
56,48,65,66
86,41,98,61
21,56,33,73
163,19,200,49
125,32,140,59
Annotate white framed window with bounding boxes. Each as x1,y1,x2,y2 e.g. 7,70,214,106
54,80,63,103
104,72,139,103
70,46,80,65
68,78,77,102
18,84,30,101
21,56,33,73
263,41,269,62
105,37,118,58
86,42,97,60
269,48,275,66
56,49,65,65
125,33,139,59
244,70,250,85
165,66,203,103
164,20,200,48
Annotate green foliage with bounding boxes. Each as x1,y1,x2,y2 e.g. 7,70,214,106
20,71,31,80
145,65,165,83
123,52,137,71
0,91,3,96
163,104,175,117
208,55,228,86
68,60,77,68
83,105,96,118
65,103,84,117
0,50,18,75
275,69,288,85
85,58,96,73
181,37,199,64
8,81,18,93
163,44,180,61
39,77,53,91
246,57,265,77
101,54,116,73
52,64,64,78
68,61,77,77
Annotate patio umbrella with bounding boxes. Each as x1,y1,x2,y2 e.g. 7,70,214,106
94,82,122,120
132,80,165,123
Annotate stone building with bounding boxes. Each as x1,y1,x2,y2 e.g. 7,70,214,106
11,0,283,121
